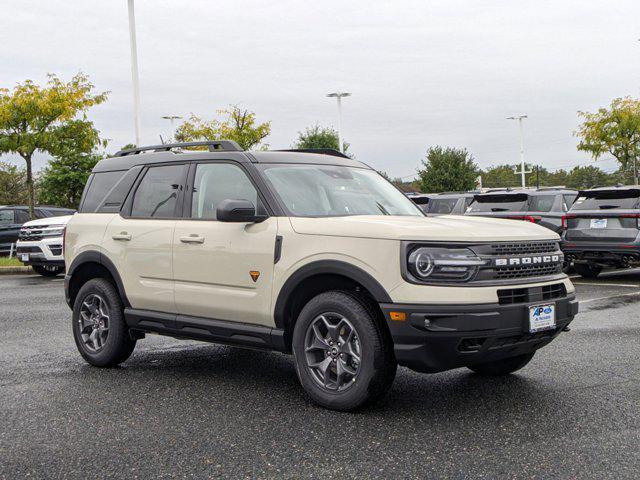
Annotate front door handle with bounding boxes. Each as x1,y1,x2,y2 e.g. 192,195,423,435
179,234,205,244
112,232,132,241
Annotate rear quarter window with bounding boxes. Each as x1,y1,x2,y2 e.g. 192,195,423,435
80,171,127,213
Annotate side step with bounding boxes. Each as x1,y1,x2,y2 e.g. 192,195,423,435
124,308,288,352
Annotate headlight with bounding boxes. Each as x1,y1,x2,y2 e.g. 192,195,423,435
407,247,486,283
45,228,65,237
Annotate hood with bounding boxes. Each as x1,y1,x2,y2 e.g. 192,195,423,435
289,215,558,242
21,215,73,228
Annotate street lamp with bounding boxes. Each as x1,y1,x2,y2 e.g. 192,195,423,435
327,92,351,153
507,115,528,187
127,0,141,146
161,115,182,144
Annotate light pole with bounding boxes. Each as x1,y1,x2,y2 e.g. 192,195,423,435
327,92,351,153
162,115,182,143
127,0,141,146
507,115,528,187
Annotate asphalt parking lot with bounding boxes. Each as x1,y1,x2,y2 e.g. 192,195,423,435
1,272,639,479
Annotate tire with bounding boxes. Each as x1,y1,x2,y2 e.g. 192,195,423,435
292,291,397,411
32,265,64,277
574,263,602,279
72,278,136,367
468,352,535,376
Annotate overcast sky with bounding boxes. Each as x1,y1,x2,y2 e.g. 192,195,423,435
2,0,639,179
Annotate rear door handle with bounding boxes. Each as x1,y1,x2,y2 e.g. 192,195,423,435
112,232,132,241
179,234,205,244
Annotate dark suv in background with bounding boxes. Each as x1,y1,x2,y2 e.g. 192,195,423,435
0,205,74,255
424,192,476,216
465,188,578,233
562,186,640,278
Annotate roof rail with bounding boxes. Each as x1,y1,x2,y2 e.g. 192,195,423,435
114,140,243,157
274,148,350,159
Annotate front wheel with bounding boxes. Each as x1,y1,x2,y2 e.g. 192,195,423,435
32,265,64,277
72,278,136,367
292,291,397,411
574,263,602,279
468,352,535,376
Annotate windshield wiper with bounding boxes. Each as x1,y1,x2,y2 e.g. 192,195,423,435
598,205,620,209
376,202,390,215
490,207,510,212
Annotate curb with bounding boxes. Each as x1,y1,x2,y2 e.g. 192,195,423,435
0,266,32,275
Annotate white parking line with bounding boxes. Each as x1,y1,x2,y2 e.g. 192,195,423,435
580,290,640,303
572,282,640,288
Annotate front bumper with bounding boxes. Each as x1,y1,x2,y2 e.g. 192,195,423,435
16,239,64,267
380,295,578,373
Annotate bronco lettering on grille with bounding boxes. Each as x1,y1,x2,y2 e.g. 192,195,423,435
495,255,560,266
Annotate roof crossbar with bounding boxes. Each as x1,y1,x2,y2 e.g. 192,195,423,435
114,140,243,157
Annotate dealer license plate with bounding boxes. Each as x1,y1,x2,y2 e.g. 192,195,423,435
529,304,556,333
21,254,29,262
590,218,607,229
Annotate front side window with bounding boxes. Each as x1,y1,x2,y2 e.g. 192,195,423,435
259,164,422,217
14,210,29,223
191,163,258,219
0,210,14,226
131,165,186,218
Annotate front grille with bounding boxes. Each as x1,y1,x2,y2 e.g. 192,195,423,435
490,241,557,256
494,264,560,279
19,225,62,242
470,241,564,282
498,283,567,305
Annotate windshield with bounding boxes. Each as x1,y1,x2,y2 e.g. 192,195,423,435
467,193,528,212
571,190,640,210
428,198,458,214
258,164,423,217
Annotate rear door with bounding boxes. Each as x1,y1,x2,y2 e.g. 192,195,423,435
172,161,278,326
565,190,640,243
0,209,18,251
103,163,187,313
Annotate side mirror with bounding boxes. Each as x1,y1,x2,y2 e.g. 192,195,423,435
216,199,266,223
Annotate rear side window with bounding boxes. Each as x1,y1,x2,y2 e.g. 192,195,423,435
131,165,186,218
571,190,640,211
528,195,556,212
0,210,14,226
428,198,458,214
80,171,126,213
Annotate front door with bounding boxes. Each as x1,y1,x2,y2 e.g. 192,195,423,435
173,162,278,327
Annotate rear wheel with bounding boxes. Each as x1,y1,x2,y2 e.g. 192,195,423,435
574,263,602,279
32,265,64,277
292,291,396,411
72,278,136,367
468,352,535,376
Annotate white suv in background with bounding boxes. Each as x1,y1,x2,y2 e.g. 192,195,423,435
17,214,72,276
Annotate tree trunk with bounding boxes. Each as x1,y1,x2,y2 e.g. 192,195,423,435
22,154,36,219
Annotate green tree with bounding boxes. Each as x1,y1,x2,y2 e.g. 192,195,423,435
417,146,479,193
38,152,102,209
564,165,612,189
480,164,521,189
293,124,350,154
576,97,640,184
0,73,108,217
175,106,270,150
0,162,29,205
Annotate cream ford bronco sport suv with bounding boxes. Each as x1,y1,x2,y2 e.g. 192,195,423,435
64,141,578,411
